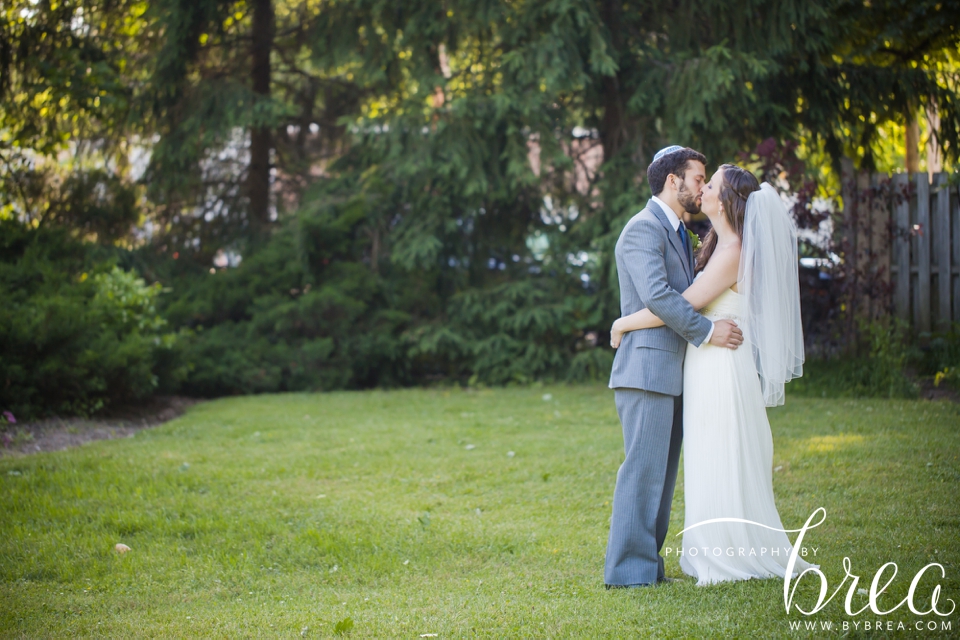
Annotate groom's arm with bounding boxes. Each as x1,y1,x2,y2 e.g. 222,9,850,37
620,219,713,347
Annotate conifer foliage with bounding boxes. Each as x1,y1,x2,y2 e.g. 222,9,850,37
1,1,958,410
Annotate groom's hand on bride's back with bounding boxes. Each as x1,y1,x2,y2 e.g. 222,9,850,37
709,319,743,349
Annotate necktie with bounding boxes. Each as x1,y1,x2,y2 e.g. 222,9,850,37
677,221,689,258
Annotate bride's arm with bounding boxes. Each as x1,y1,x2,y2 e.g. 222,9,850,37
610,243,741,347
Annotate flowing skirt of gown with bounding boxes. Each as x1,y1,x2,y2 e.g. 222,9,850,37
679,287,816,585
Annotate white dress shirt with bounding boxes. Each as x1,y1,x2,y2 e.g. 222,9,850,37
651,195,681,232
649,195,715,346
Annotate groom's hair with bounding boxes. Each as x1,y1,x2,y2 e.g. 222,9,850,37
647,148,707,196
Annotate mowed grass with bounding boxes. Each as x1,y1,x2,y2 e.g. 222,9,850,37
1,386,958,638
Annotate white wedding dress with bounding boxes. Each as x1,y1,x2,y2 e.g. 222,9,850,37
679,284,815,585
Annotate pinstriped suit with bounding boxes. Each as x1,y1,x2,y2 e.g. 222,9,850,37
604,199,713,586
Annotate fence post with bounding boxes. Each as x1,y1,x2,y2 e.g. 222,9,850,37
954,187,960,324
840,158,857,341
916,173,931,333
871,172,892,319
935,173,952,331
893,173,910,322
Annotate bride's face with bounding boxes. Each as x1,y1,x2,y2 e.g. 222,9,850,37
699,168,724,219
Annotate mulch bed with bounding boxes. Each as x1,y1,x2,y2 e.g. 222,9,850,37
916,379,960,402
1,396,199,457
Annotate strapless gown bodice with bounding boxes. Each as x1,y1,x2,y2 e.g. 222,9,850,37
699,287,742,323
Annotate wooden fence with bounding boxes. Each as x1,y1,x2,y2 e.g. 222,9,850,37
841,161,959,333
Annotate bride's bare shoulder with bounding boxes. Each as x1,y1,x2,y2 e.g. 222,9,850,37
707,240,741,267
699,240,741,290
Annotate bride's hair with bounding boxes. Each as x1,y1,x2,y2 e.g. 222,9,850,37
694,164,760,274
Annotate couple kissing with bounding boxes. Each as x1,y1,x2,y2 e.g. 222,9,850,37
605,145,810,588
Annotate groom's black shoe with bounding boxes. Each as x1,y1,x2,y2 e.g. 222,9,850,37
657,576,680,584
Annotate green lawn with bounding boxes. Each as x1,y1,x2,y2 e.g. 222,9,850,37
1,386,958,637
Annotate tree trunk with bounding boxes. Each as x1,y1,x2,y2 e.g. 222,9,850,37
926,103,942,180
248,0,275,231
600,75,625,160
905,110,920,173
598,1,625,161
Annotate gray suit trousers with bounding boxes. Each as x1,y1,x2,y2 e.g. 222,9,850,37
604,388,683,586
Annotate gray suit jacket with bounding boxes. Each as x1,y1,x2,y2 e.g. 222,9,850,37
608,199,713,396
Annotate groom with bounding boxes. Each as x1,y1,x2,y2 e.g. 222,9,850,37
605,145,743,587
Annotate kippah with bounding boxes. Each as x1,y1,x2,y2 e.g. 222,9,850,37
652,145,683,163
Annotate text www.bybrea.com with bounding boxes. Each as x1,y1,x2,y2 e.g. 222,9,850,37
788,620,952,632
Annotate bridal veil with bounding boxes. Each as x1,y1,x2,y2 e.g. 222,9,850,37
737,182,805,406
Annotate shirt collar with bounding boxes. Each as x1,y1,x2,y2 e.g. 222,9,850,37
651,195,682,231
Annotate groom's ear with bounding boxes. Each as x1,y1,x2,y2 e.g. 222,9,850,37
664,174,678,193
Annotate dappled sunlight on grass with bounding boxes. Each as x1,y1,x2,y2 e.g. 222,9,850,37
800,433,867,453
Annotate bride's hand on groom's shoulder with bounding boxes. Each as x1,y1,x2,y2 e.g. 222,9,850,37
610,320,624,348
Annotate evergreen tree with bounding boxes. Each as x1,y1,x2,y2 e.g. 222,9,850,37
3,0,958,402
142,0,960,388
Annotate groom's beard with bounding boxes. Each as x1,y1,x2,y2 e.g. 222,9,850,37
677,182,701,215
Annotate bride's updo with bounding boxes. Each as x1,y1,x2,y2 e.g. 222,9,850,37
694,164,760,274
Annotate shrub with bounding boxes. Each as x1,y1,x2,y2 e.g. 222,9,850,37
158,205,608,395
0,222,182,419
788,319,918,399
909,325,960,391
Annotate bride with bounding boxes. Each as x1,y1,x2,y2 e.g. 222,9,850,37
610,164,813,585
